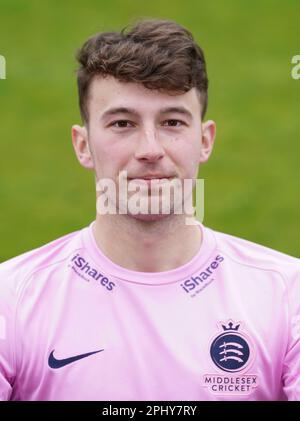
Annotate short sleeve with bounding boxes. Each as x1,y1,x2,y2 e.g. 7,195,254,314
282,272,300,400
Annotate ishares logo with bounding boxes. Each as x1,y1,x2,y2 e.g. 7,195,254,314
0,55,6,80
180,255,224,296
69,254,115,292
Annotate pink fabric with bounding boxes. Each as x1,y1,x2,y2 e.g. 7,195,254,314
0,221,299,400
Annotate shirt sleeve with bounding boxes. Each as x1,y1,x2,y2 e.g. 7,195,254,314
282,271,300,400
0,272,17,401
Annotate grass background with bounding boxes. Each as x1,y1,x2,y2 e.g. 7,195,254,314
0,0,300,261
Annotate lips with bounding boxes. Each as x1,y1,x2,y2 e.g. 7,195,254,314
128,175,174,180
127,176,176,188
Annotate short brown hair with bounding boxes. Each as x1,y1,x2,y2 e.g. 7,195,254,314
76,19,208,123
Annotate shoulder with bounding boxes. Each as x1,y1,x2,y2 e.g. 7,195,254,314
0,227,85,298
207,226,300,283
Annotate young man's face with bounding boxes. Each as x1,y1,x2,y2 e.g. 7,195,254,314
72,76,216,219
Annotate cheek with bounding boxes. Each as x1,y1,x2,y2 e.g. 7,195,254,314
90,136,133,176
169,139,201,175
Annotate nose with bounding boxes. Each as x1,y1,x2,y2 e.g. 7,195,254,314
134,128,165,162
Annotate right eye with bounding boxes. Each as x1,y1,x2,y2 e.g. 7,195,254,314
110,120,135,128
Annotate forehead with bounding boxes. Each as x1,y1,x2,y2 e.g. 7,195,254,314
87,76,202,117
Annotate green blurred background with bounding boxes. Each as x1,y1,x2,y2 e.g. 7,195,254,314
0,0,299,261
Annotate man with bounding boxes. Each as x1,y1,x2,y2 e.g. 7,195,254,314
0,19,299,401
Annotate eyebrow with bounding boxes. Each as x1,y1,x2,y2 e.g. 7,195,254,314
160,106,193,120
101,107,139,120
101,106,193,121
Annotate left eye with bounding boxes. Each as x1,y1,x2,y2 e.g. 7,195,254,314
162,120,184,127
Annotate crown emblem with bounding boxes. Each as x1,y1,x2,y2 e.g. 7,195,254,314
221,321,240,331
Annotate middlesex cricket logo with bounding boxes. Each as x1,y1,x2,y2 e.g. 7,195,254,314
203,320,258,396
210,321,251,372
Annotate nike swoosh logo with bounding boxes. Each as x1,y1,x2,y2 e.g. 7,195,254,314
48,349,104,369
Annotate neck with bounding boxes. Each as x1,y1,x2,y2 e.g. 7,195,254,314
92,213,202,272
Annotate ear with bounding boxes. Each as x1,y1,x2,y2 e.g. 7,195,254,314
199,120,216,164
71,124,94,170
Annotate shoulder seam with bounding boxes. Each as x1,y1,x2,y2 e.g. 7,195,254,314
216,246,293,284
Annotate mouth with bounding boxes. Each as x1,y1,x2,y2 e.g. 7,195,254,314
127,176,176,186
128,174,175,180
